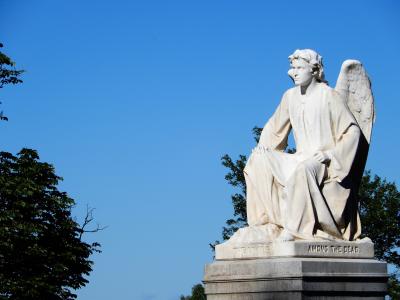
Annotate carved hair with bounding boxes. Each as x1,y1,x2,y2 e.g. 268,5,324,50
288,49,328,84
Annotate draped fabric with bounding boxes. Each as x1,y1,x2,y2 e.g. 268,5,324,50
244,83,361,240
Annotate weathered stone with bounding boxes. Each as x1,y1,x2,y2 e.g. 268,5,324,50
204,257,387,299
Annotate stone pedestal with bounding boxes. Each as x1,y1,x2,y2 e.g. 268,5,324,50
204,241,388,299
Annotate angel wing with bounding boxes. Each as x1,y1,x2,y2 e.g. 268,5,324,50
335,60,375,144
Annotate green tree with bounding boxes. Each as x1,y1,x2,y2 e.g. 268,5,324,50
214,127,400,298
180,284,206,300
0,44,101,299
0,149,101,300
0,43,24,121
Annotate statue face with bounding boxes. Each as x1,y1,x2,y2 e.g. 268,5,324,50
289,58,314,87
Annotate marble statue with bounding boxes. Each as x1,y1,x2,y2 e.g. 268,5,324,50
226,49,375,245
206,50,385,298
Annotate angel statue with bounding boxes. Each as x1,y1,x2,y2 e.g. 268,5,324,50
228,49,375,245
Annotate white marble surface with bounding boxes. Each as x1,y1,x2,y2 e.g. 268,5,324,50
239,49,375,243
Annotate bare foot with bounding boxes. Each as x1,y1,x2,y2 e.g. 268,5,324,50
276,229,295,242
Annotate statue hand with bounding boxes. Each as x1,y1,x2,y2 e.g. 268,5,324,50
313,151,331,164
252,145,269,155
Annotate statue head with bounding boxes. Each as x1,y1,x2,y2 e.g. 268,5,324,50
288,49,327,86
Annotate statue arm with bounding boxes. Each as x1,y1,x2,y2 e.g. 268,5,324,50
258,92,291,151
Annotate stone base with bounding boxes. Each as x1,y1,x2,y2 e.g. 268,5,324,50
203,257,388,299
215,240,374,260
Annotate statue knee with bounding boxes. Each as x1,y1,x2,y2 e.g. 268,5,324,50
295,161,310,174
294,159,318,176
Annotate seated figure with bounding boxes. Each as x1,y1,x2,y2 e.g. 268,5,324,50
243,49,374,242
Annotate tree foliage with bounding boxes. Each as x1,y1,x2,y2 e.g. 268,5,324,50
0,44,23,88
0,149,101,300
180,284,206,300
0,43,24,120
215,127,400,298
358,171,400,265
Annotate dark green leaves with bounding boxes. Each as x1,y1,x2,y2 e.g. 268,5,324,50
0,44,23,89
359,171,400,265
180,284,206,300
0,43,24,121
0,149,100,300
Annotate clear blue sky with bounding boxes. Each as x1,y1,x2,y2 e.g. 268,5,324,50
1,1,400,299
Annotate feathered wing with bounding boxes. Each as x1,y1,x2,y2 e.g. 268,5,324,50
334,60,375,239
335,60,375,143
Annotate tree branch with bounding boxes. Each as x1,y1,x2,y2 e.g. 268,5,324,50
79,205,107,240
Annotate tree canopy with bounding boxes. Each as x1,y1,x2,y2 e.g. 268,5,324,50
0,43,24,121
0,149,101,300
180,284,206,300
0,41,101,300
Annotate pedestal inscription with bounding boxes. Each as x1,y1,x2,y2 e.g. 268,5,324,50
215,240,374,260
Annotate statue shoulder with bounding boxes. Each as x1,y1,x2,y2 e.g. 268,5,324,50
282,86,297,102
284,86,297,96
321,83,346,104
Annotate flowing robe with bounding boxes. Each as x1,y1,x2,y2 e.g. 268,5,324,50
244,83,361,240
